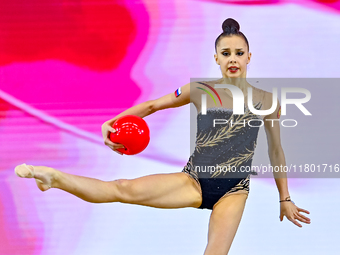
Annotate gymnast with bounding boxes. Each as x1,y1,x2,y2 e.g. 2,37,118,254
15,18,311,255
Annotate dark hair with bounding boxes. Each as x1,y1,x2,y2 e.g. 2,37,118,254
215,18,249,52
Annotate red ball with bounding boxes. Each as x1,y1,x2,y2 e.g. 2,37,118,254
109,115,150,155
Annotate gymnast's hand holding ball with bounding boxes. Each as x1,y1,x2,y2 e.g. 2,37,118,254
102,115,150,155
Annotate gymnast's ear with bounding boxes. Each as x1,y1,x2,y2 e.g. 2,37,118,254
247,52,252,64
214,53,220,65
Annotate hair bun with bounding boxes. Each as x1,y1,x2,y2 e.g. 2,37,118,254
222,18,240,34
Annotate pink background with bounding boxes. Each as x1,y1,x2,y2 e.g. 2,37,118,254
1,0,340,254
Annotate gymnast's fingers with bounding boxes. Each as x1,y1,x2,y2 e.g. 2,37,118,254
104,137,115,147
297,207,310,214
297,212,311,223
295,214,310,224
288,216,302,228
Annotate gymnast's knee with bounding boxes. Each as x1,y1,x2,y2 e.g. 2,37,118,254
114,179,137,203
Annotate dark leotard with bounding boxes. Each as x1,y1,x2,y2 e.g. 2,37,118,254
182,101,263,210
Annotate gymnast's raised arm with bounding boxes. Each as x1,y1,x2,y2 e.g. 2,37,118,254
101,82,191,154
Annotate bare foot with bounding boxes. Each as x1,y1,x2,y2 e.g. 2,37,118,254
15,164,57,191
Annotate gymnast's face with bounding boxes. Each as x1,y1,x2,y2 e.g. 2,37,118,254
214,35,251,79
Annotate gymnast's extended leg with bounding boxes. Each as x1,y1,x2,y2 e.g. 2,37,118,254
14,164,202,209
203,193,248,255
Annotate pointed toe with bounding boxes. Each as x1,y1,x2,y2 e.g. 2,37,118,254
15,164,35,178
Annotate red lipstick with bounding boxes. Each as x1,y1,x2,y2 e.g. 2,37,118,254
228,66,239,73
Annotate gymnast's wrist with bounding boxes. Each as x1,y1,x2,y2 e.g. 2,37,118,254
279,196,294,204
279,193,290,200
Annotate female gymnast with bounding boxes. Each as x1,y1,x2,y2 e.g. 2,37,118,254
15,18,311,255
